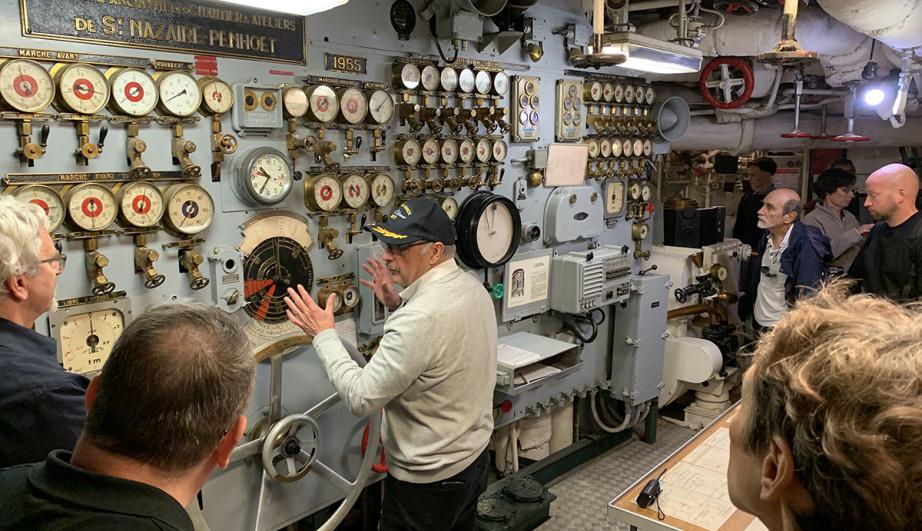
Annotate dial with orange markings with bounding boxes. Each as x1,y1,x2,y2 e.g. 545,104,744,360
243,236,314,325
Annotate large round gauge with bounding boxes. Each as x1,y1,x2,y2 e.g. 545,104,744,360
117,181,164,228
643,139,653,157
440,67,458,92
623,85,635,104
282,86,309,118
0,59,55,113
600,138,612,158
305,174,343,212
51,63,109,114
491,139,508,162
493,72,510,95
613,84,625,103
394,138,421,166
611,138,623,157
603,83,614,103
632,138,645,158
154,70,202,117
458,138,476,163
644,86,656,105
421,65,440,91
605,180,625,216
441,138,459,164
584,81,602,102
305,85,338,123
341,174,371,209
441,197,459,220
58,308,125,374
394,63,421,90
629,181,642,201
367,89,394,125
476,138,492,163
65,183,117,231
458,68,475,94
456,191,522,269
197,76,234,115
370,173,396,207
163,183,215,235
586,138,600,158
337,87,368,124
641,183,652,201
632,222,650,241
474,71,492,95
106,68,157,117
234,147,293,206
244,236,314,325
12,185,65,232
421,138,440,165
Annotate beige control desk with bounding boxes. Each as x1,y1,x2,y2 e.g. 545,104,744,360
607,404,768,531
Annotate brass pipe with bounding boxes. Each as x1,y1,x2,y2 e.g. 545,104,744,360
667,303,726,324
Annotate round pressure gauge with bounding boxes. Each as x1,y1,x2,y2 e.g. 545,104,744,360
305,85,338,123
367,89,394,125
600,138,612,158
441,197,459,220
106,68,157,117
611,138,623,157
491,139,508,162
163,183,214,235
117,180,164,228
476,138,492,163
632,138,645,158
623,85,635,104
645,86,656,105
370,173,396,207
643,139,653,157
65,182,117,231
441,138,459,164
568,83,579,98
634,85,646,103
606,180,625,216
458,138,476,163
197,77,234,115
305,174,343,212
51,63,109,114
234,147,293,206
342,285,361,310
613,83,625,103
458,68,475,94
421,138,441,165
456,191,522,269
603,82,614,103
341,174,371,209
493,72,510,95
154,70,201,117
421,65,440,91
58,308,125,374
622,138,633,157
586,138,600,158
641,184,652,201
440,67,458,92
0,59,55,113
337,87,368,124
584,81,602,102
282,86,309,118
394,138,422,166
524,79,536,96
12,185,65,232
632,222,650,241
395,63,421,90
474,71,492,95
629,182,642,200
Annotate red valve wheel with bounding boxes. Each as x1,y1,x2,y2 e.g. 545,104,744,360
361,417,388,474
699,56,756,109
831,133,871,142
780,131,813,138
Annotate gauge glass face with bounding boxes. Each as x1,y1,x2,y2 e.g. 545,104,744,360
441,139,459,164
244,236,313,325
587,139,600,158
56,63,109,114
474,71,492,95
342,286,360,308
645,86,656,105
0,59,55,113
613,84,625,103
59,309,124,374
421,138,440,165
157,71,201,117
371,173,396,207
458,68,475,93
563,98,573,111
108,68,157,116
633,138,644,158
13,185,65,232
529,110,540,124
458,139,475,163
307,85,338,123
491,139,508,161
606,181,624,214
440,67,458,92
603,83,614,102
282,87,308,118
624,85,635,104
165,184,214,235
477,201,515,264
600,138,612,158
421,65,440,91
588,81,602,102
612,138,623,157
199,77,233,114
399,139,421,165
441,197,459,220
341,174,370,209
367,89,394,124
636,223,649,240
518,110,528,124
247,150,292,204
119,181,164,228
338,87,368,124
567,83,578,98
66,183,117,231
623,139,633,157
493,72,509,94
399,63,420,89
476,138,491,162
310,175,343,212
643,139,653,157
641,184,652,201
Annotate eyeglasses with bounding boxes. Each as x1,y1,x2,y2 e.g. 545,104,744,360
39,254,67,271
381,241,429,257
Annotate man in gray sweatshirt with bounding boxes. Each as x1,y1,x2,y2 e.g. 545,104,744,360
285,198,497,531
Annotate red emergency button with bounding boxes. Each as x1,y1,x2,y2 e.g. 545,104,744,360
500,400,513,413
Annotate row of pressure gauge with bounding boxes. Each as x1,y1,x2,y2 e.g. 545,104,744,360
583,80,656,106
7,181,214,235
586,137,653,159
281,84,395,126
393,137,507,166
393,63,509,96
304,172,396,213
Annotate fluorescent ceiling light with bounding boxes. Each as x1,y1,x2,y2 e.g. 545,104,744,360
213,0,348,16
601,32,703,75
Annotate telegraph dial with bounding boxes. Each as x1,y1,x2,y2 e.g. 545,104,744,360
0,59,55,113
455,191,522,269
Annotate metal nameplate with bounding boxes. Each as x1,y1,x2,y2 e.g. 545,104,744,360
564,70,644,83
304,75,362,88
57,290,128,309
324,53,367,75
3,171,186,185
161,238,206,249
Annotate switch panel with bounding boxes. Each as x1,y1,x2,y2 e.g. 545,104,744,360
511,75,540,142
555,79,583,141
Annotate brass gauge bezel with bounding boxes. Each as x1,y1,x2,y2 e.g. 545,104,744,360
63,182,118,232
115,180,165,228
393,138,422,166
281,86,309,118
260,90,277,112
366,89,394,125
105,67,158,117
50,62,110,115
162,182,215,235
440,66,458,92
393,63,421,90
340,173,371,210
370,173,396,207
304,174,344,212
10,184,66,232
421,138,440,165
153,70,202,117
0,58,55,113
197,76,234,115
243,88,259,112
336,87,369,125
304,84,339,123
233,146,293,206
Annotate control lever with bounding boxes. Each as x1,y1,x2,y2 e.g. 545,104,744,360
84,238,116,295
639,264,658,276
171,123,201,178
318,216,344,260
420,107,442,134
371,129,386,161
126,122,151,178
133,234,164,289
674,273,717,303
179,248,210,290
15,120,49,166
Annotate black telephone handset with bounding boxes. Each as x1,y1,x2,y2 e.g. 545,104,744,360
635,467,667,516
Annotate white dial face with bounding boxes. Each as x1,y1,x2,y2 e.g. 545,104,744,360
606,181,625,214
13,185,65,232
398,139,421,166
491,139,508,162
282,87,309,118
341,174,370,209
635,223,649,240
629,182,642,200
476,138,491,163
108,68,157,116
199,77,234,115
66,183,117,231
165,183,214,235
368,89,394,124
338,87,368,124
524,79,536,95
645,86,656,105
600,138,612,158
493,72,509,94
477,201,515,264
459,139,476,163
587,139,600,158
0,59,55,113
624,85,635,104
119,181,164,228
422,138,440,165
441,197,459,220
156,71,201,117
342,285,360,309
633,138,645,158
399,63,420,89
612,138,623,157
371,173,396,207
587,81,602,102
458,68,475,93
641,184,652,201
59,309,124,374
613,84,625,103
441,138,459,164
307,85,338,123
56,63,109,114
310,175,343,212
475,71,492,95
421,65,440,91
622,139,633,157
247,150,292,204
603,83,614,102
643,139,653,157
440,67,458,92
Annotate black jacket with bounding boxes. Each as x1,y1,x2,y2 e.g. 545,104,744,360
848,211,922,301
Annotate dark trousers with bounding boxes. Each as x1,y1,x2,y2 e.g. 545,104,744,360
381,449,489,531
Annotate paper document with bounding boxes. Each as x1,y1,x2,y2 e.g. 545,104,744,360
513,363,561,385
497,343,542,368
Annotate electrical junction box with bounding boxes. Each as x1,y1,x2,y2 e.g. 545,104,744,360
232,81,284,137
610,274,669,406
555,79,583,141
550,246,632,314
544,186,604,244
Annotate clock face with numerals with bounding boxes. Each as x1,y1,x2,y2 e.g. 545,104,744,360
605,180,625,216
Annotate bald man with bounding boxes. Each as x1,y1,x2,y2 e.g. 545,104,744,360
848,163,922,301
741,188,831,329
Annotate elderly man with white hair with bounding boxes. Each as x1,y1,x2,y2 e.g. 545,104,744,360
0,195,87,468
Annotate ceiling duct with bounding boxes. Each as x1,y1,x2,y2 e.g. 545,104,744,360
816,0,922,51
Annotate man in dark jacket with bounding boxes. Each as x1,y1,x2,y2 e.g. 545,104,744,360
741,188,831,330
733,157,777,249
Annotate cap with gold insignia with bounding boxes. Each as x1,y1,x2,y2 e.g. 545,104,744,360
365,197,456,246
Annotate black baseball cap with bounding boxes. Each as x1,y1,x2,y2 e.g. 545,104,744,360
365,198,456,246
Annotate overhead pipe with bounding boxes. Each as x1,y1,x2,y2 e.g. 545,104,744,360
816,0,922,50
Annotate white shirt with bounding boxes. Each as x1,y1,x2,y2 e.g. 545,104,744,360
754,225,793,327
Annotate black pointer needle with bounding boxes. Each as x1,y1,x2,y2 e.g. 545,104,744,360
165,88,188,102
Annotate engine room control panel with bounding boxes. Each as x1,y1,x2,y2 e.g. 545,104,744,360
550,246,632,314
